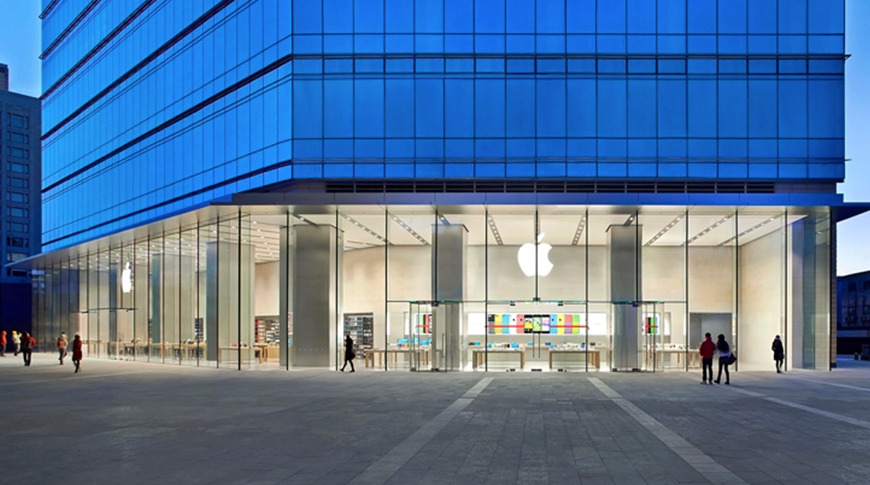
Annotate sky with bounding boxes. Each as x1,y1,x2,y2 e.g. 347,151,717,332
0,0,867,275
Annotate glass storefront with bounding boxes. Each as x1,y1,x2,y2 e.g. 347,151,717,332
28,204,832,372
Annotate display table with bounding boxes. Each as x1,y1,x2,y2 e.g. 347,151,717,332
472,348,526,370
649,348,699,368
364,348,429,368
548,348,601,369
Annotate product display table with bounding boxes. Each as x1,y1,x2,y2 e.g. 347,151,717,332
365,348,430,368
472,348,526,370
649,348,699,368
548,348,601,369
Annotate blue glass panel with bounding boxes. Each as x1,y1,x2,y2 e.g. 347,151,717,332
386,138,414,157
748,80,777,138
537,0,565,34
417,35,444,53
445,163,474,177
598,78,627,137
355,79,384,138
476,163,506,177
445,35,474,53
659,139,687,158
324,80,353,138
688,80,716,137
567,162,596,176
385,34,413,52
626,0,654,34
658,80,686,138
537,79,566,137
809,35,843,54
658,59,686,73
658,162,687,177
293,81,322,139
719,140,747,158
748,59,776,73
355,139,384,158
599,139,627,158
507,0,534,33
748,35,777,53
628,139,656,157
598,161,627,177
445,139,473,158
688,139,716,158
779,140,808,158
687,36,716,54
778,36,807,54
477,0,505,34
628,79,655,137
627,36,656,55
566,79,596,137
356,35,385,53
324,139,353,158
386,163,414,178
475,79,505,137
598,59,626,73
506,79,535,137
385,0,413,33
538,138,566,158
293,1,322,34
748,163,777,178
779,161,807,178
778,0,807,34
507,138,535,158
687,163,715,177
628,59,655,73
416,79,444,137
386,79,414,137
475,34,505,53
566,35,595,52
808,80,844,139
538,162,566,176
718,36,747,54
506,162,535,177
507,34,536,53
416,139,443,158
537,36,565,54
809,139,844,159
597,35,626,54
687,0,716,34
444,79,473,137
808,163,843,179
749,139,777,158
718,163,747,178
779,80,808,138
445,0,472,33
748,0,776,33
597,0,626,34
356,163,384,177
416,0,443,33
324,0,352,33
355,0,384,33
567,139,596,158
808,0,844,34
566,0,595,33
657,35,686,54
657,0,685,34
718,80,747,138
718,0,746,34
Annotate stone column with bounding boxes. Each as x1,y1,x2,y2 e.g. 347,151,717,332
292,225,342,367
205,242,255,362
431,224,467,371
608,225,642,371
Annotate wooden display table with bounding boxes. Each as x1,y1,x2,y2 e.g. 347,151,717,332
364,348,430,368
548,348,601,369
472,348,526,370
648,348,699,368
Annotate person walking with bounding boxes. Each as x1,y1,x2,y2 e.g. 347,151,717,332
12,331,21,356
20,332,33,367
699,332,716,384
72,334,83,373
772,335,785,373
714,334,732,385
340,335,355,372
57,332,69,365
1,330,6,357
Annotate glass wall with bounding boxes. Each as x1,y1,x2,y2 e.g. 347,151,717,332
29,204,832,372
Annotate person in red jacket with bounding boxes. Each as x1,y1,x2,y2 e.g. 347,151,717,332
699,332,716,385
0,330,6,357
72,334,83,373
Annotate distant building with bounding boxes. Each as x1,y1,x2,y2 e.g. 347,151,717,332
0,64,41,335
837,270,870,355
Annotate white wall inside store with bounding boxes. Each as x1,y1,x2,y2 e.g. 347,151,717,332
739,230,785,371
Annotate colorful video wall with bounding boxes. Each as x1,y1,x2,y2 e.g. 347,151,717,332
487,314,586,335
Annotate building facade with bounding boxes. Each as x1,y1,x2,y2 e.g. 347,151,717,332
837,270,870,356
23,0,859,372
0,64,41,334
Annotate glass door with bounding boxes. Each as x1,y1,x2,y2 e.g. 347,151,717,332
409,301,432,371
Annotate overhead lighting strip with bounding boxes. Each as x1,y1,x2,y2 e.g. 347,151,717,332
685,215,733,246
718,215,780,247
342,214,388,244
645,214,684,246
571,215,586,246
390,215,429,245
487,215,504,245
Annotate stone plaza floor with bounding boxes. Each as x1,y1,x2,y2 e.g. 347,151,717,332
2,353,870,484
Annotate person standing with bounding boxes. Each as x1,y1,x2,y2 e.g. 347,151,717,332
772,335,785,373
72,334,83,373
340,335,355,372
699,332,716,385
57,332,69,365
0,330,6,357
714,334,731,385
20,332,33,367
12,331,20,356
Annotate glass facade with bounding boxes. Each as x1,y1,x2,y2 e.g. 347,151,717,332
40,0,845,250
31,1,846,372
29,204,832,371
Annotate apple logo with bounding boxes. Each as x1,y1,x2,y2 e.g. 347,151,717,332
121,261,132,294
517,233,554,277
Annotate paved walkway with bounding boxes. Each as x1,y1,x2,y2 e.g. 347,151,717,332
2,353,870,484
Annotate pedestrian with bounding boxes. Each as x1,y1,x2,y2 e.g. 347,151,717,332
12,331,20,356
714,334,732,385
699,332,716,385
772,335,785,373
72,334,83,373
0,330,6,357
57,332,69,365
340,334,355,372
20,331,33,367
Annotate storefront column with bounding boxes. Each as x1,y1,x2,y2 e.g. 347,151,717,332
432,224,467,371
205,242,254,362
292,225,342,367
608,225,642,371
279,224,293,367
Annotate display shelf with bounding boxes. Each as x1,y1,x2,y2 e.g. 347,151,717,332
343,313,374,355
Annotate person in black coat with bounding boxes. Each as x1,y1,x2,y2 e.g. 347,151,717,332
772,335,785,373
714,334,732,385
340,335,355,372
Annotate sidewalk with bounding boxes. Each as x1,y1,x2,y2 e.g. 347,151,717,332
3,352,870,484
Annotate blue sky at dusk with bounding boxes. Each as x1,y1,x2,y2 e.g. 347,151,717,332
1,0,867,275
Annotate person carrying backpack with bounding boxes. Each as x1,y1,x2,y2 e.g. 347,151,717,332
57,332,69,365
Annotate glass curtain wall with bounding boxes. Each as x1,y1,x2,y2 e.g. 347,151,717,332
28,205,832,371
